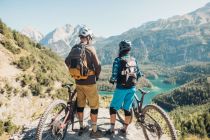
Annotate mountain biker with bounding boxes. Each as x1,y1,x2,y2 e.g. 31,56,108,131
65,26,102,138
105,40,143,137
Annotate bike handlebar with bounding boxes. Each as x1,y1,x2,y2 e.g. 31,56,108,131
62,84,74,92
62,84,74,88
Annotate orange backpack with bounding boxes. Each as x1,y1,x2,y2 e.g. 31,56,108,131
65,44,95,80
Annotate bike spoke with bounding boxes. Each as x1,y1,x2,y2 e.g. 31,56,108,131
42,129,54,140
37,101,68,140
141,105,177,140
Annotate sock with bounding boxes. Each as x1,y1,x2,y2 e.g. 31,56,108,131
92,122,97,132
79,121,84,129
110,123,115,132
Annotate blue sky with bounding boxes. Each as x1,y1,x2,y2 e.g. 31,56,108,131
0,0,210,37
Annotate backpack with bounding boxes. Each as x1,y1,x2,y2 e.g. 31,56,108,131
65,44,95,80
118,57,137,88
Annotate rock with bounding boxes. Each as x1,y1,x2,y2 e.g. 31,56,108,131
9,135,19,140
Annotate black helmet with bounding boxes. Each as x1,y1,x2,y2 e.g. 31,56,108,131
119,40,132,53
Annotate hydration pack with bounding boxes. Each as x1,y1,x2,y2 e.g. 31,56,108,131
65,44,95,80
118,57,137,88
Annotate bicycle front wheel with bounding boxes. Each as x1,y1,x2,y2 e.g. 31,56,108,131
141,104,177,140
36,100,69,140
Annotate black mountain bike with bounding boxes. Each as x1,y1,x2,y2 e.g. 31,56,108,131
117,88,177,140
36,84,77,140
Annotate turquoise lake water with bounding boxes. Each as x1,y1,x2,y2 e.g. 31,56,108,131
99,77,179,105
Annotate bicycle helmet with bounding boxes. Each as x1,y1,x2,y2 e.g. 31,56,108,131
79,26,94,39
119,40,132,53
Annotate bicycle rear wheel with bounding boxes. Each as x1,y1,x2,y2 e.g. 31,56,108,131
36,100,69,140
141,104,177,140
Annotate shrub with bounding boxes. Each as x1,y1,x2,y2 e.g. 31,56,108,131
13,31,25,48
0,88,5,94
0,19,13,39
16,56,32,70
21,74,33,87
13,88,20,96
21,90,29,97
51,88,68,100
1,40,21,54
5,83,13,95
30,83,43,96
4,120,18,134
36,43,42,49
0,120,4,136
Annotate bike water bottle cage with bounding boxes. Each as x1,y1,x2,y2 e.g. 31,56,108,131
90,109,98,114
110,107,117,115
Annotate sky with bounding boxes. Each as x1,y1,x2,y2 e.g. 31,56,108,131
0,0,210,37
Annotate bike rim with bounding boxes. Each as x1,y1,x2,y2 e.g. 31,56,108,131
141,105,177,140
41,103,67,140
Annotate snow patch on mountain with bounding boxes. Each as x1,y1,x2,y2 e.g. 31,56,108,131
40,24,81,46
21,26,44,42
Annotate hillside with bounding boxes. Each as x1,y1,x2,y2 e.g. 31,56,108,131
0,19,73,137
169,103,210,138
163,62,210,85
95,2,210,65
152,63,210,138
153,76,210,111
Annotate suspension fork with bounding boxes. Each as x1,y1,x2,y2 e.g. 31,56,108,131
57,90,75,129
60,101,75,129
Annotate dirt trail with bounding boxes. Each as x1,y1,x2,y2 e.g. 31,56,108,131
0,45,21,84
10,108,147,140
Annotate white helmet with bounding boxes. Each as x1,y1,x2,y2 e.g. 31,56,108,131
79,26,94,39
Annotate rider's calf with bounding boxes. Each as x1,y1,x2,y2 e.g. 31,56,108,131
91,109,98,115
110,107,117,115
124,109,131,116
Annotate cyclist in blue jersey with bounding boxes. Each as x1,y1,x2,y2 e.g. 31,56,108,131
105,40,143,137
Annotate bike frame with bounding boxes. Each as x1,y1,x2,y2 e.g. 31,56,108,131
52,84,77,130
132,89,150,123
133,89,163,134
133,89,148,112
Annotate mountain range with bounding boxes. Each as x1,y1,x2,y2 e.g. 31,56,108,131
21,2,210,66
21,24,82,58
21,26,44,42
95,2,210,65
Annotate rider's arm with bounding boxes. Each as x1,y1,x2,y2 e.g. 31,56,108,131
65,45,77,68
136,60,143,80
110,57,120,82
90,47,101,79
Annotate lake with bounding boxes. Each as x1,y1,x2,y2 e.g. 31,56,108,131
99,77,179,105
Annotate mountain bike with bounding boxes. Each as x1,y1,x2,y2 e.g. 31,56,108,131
36,84,77,140
116,88,177,140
